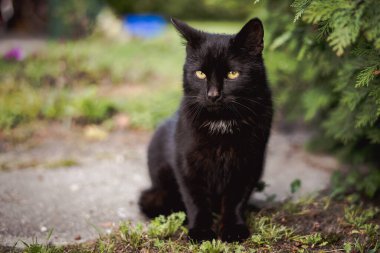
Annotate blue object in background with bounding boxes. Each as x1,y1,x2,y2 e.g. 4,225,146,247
123,14,167,38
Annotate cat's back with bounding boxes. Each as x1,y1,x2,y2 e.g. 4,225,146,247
148,112,179,168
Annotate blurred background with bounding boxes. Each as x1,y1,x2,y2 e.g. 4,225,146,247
0,0,379,244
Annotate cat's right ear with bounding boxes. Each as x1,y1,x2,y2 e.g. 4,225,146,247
171,18,203,48
233,18,264,55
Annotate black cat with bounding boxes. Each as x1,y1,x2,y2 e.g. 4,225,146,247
139,18,273,242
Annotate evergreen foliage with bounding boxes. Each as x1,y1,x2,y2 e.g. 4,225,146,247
106,0,253,20
258,0,380,195
48,0,103,37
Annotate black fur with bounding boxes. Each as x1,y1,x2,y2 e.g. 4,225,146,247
139,18,273,242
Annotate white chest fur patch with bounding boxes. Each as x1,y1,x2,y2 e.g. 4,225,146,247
201,120,238,134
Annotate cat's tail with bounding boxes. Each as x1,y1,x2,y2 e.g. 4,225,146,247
138,187,185,218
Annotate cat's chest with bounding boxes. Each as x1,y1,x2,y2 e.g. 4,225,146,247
186,143,248,192
187,141,249,171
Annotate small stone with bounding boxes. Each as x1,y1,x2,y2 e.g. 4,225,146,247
74,235,81,240
132,174,143,183
117,207,128,218
114,114,130,129
69,184,79,192
100,222,114,228
40,226,47,232
312,222,320,231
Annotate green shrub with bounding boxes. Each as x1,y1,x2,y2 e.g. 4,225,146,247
106,0,253,20
331,169,380,199
0,84,43,129
73,89,117,124
257,0,380,196
48,0,103,37
270,0,380,161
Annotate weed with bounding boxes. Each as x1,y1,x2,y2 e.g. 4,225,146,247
22,243,63,253
369,241,380,253
46,159,80,169
353,238,366,253
147,212,187,239
282,194,317,214
343,242,352,253
344,205,379,228
73,89,117,124
152,238,166,251
198,239,230,253
21,229,63,253
97,238,114,253
119,222,145,250
331,169,380,199
0,84,43,129
7,194,380,253
290,179,302,194
0,31,185,130
292,233,328,248
152,238,191,253
361,223,379,239
249,216,294,245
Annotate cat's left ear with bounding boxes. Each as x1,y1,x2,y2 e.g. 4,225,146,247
171,18,204,48
233,18,264,55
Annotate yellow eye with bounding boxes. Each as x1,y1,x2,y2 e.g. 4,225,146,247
227,71,240,80
195,70,206,80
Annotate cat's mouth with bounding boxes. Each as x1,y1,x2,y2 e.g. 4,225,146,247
204,98,224,111
205,104,223,112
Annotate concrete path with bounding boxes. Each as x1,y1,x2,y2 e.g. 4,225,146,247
0,126,338,246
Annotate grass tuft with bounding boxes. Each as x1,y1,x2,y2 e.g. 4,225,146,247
147,212,187,239
14,197,380,253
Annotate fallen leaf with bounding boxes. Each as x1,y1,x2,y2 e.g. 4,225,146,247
84,125,108,141
114,114,130,129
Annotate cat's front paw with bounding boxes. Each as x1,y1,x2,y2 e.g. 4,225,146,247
220,224,250,242
188,227,216,242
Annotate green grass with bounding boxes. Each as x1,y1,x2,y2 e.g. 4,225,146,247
46,159,80,169
10,195,379,253
2,21,283,131
0,20,302,131
0,24,188,130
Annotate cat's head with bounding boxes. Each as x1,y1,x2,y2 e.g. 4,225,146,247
172,18,267,118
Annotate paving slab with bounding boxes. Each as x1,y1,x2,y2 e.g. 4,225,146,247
0,127,338,246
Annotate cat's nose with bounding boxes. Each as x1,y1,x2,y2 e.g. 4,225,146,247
207,87,221,102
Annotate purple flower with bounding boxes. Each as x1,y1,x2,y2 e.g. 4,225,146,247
3,47,25,61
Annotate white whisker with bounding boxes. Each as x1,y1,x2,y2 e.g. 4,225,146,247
201,120,238,134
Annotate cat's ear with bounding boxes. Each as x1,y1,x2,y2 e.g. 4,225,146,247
233,18,264,55
171,18,203,48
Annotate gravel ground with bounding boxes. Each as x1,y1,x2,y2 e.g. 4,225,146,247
0,125,339,246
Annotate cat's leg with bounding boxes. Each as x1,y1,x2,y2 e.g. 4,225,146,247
178,172,217,241
220,156,264,242
138,167,184,218
139,122,185,218
219,181,252,242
